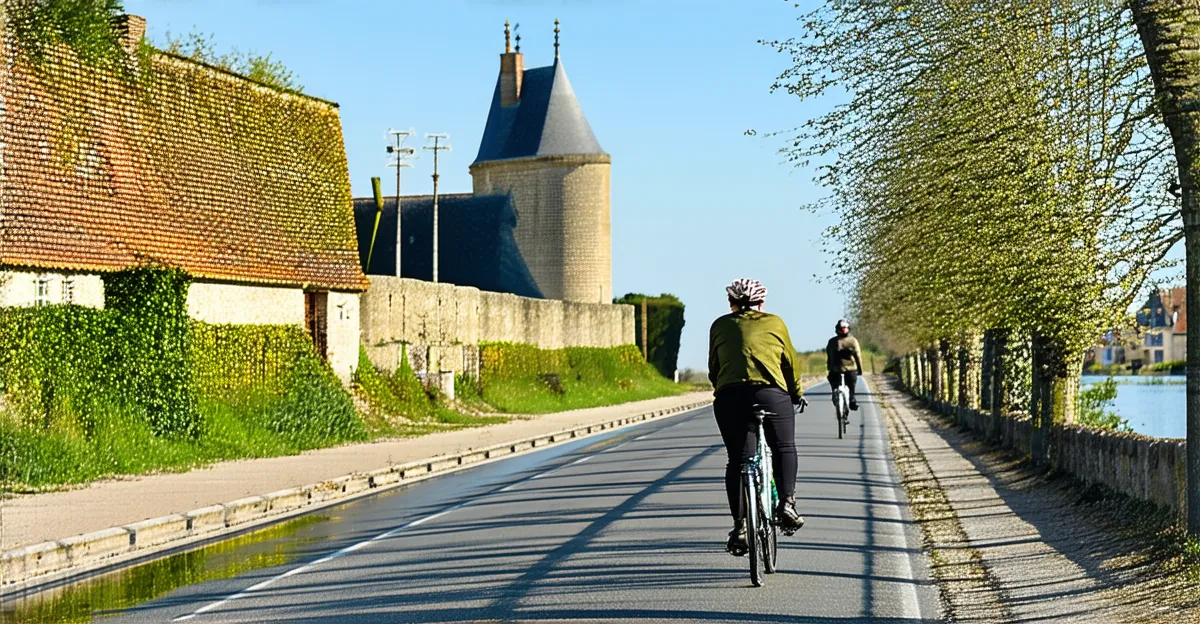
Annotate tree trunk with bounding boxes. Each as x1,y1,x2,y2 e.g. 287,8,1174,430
981,330,995,411
1030,332,1050,465
940,338,956,409
1131,0,1200,532
1029,333,1081,468
929,346,943,405
990,329,1011,444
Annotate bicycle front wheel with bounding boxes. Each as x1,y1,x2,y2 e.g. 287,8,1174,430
744,474,763,587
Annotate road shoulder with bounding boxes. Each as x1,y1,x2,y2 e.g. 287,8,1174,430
1,392,713,552
877,378,1183,623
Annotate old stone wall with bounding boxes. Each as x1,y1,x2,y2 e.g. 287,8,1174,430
921,391,1188,522
470,155,611,304
361,276,634,381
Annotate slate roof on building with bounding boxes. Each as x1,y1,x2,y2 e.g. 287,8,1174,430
474,60,605,163
0,30,368,291
352,194,544,299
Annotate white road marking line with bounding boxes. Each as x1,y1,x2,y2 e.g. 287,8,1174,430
635,434,652,441
864,378,924,620
173,503,466,621
173,414,692,620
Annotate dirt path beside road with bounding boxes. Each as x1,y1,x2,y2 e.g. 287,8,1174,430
877,379,1195,623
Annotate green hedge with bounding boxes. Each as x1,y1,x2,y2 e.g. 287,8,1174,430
0,267,364,488
614,293,685,378
478,342,681,413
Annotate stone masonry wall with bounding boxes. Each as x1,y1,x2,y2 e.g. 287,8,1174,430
921,391,1188,523
470,155,611,304
361,276,634,381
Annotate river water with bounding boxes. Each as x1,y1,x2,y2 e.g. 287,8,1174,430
1080,375,1185,439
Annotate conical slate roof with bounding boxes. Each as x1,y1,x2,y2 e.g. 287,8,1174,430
474,60,605,163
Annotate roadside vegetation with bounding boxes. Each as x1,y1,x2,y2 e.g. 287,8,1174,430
471,343,684,414
0,270,683,491
766,0,1197,470
1076,378,1131,432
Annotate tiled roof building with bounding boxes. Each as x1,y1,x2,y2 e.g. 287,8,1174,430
0,14,367,292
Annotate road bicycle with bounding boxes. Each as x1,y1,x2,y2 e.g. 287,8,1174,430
833,373,850,439
739,400,804,587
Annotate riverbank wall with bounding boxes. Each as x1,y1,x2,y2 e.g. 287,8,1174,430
901,380,1188,524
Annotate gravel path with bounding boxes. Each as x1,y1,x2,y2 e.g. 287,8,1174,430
878,379,1174,623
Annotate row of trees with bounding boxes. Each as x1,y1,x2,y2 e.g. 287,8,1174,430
767,0,1200,531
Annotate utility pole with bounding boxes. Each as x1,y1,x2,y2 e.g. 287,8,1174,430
423,134,451,283
387,128,416,277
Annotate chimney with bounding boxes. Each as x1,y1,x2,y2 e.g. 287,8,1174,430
112,14,146,57
500,20,523,107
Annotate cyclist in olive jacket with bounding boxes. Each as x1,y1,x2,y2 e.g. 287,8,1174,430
709,278,805,556
826,319,864,411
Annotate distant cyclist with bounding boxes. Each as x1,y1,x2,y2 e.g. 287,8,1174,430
708,278,805,555
826,319,864,411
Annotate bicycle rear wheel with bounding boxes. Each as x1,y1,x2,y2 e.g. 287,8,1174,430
744,474,763,587
836,399,845,439
763,509,778,573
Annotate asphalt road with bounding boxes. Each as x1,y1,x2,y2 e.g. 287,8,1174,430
68,379,942,623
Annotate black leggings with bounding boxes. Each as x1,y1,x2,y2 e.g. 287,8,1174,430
713,385,797,521
828,371,858,403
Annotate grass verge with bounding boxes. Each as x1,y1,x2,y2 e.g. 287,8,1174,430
474,343,684,414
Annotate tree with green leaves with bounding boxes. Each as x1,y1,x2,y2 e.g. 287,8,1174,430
763,0,1178,465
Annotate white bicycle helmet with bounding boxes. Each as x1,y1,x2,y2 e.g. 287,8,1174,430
836,319,850,335
726,278,768,306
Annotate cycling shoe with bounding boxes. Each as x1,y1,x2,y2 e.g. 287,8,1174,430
775,499,805,535
726,526,748,557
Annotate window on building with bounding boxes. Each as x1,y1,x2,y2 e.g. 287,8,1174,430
1155,350,1165,363
34,275,51,307
62,277,75,304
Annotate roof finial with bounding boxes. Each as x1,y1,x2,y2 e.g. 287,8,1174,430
514,22,521,53
554,18,560,60
504,20,511,53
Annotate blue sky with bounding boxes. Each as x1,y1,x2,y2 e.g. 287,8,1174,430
124,0,844,369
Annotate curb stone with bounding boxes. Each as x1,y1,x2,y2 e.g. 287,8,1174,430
0,399,714,597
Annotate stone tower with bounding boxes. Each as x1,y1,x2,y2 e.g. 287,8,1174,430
469,22,612,304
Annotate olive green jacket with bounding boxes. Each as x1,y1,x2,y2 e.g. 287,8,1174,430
826,335,863,373
708,310,804,397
